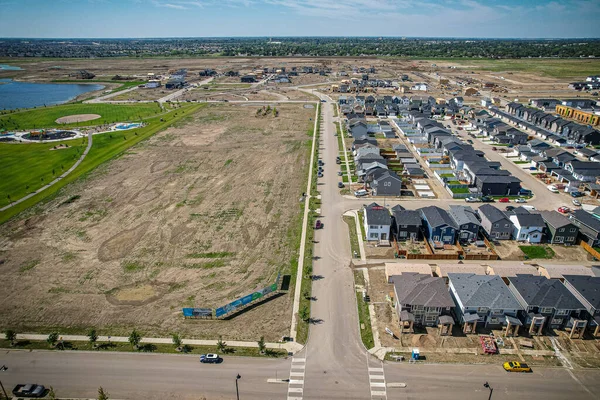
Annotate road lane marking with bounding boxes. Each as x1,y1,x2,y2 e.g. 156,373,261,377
290,371,304,377
288,387,303,393
370,390,387,396
292,358,306,363
288,356,306,400
370,382,386,387
289,379,304,385
368,367,384,373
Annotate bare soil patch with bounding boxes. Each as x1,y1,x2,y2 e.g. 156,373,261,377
55,114,101,124
0,103,313,341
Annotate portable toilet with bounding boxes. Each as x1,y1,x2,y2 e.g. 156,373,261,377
411,348,420,361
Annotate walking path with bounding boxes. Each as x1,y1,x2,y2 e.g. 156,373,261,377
289,100,320,340
0,130,93,212
15,334,302,353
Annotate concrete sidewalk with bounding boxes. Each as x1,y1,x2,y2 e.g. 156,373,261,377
16,334,303,353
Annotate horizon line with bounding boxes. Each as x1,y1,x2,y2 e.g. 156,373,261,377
1,36,600,40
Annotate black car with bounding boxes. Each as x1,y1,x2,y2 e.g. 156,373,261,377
480,196,495,203
13,384,46,398
505,206,515,211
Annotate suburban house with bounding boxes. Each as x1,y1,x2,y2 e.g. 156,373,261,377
391,273,455,332
539,210,579,244
448,273,524,335
447,205,481,242
419,206,458,245
391,207,422,241
370,170,402,196
507,208,545,243
349,120,368,139
563,275,600,337
477,204,514,240
363,203,392,242
475,175,521,197
570,210,600,246
508,275,587,334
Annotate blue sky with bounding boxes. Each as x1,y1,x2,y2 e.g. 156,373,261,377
0,0,599,38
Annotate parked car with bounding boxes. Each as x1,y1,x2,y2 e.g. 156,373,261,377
337,171,343,176
572,199,582,206
491,147,497,151
558,206,571,214
318,160,324,166
570,191,584,198
505,206,515,211
499,197,510,203
354,189,368,197
547,185,559,193
515,198,527,203
315,220,323,229
317,172,323,178
503,361,532,373
467,139,474,144
200,354,222,364
518,189,532,196
338,182,344,188
12,384,46,398
480,196,495,203
465,197,480,203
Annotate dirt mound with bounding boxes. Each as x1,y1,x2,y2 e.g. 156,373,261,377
55,114,101,124
105,283,166,306
97,222,151,261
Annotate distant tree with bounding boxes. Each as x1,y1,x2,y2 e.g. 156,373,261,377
299,306,309,322
47,332,58,348
172,333,182,351
5,329,16,346
128,329,141,350
88,329,98,349
97,387,109,400
257,336,266,354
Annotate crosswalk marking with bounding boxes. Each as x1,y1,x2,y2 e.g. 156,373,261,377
367,358,388,400
288,356,306,400
368,367,384,373
371,390,387,397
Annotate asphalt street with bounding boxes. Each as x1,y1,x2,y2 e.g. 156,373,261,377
2,95,600,400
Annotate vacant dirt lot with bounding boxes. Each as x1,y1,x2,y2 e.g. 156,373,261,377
0,103,314,341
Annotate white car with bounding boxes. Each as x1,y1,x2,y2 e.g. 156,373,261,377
465,197,480,203
547,185,559,193
572,199,582,206
200,354,222,363
515,198,527,203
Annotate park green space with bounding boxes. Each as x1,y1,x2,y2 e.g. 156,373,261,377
0,103,203,224
0,139,85,207
0,102,166,130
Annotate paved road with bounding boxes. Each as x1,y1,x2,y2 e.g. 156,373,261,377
0,130,93,212
0,351,290,400
4,93,600,400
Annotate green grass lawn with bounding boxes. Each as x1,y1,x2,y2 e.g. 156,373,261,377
0,104,203,224
353,271,375,350
450,187,470,194
0,102,166,130
519,245,555,259
0,140,86,206
343,216,361,259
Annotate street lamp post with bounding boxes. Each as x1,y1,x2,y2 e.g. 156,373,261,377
0,365,8,400
235,374,241,400
483,381,493,400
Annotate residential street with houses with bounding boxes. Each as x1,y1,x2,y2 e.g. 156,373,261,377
2,95,600,400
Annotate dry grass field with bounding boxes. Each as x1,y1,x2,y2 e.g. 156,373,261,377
0,103,315,341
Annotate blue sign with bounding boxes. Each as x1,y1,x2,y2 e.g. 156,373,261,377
215,274,281,318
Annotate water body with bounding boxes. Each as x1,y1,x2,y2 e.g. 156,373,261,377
0,79,105,110
0,64,22,71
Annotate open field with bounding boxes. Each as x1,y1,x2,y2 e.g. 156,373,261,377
0,103,200,223
0,102,165,130
0,139,86,206
0,103,314,342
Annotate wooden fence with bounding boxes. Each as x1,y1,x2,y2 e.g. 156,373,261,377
580,241,600,260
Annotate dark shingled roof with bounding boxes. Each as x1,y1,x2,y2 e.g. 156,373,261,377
364,203,392,226
563,275,600,311
539,210,573,229
392,273,454,308
478,204,510,224
419,206,458,229
509,275,585,310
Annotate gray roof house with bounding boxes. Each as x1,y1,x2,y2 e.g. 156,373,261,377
371,170,402,197
392,209,423,241
508,209,545,243
363,203,392,242
508,275,586,331
391,273,455,328
448,273,524,334
563,275,600,336
477,204,513,240
539,210,579,245
448,205,481,242
570,210,600,246
419,206,458,245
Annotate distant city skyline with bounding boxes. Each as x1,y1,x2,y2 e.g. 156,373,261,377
0,0,599,39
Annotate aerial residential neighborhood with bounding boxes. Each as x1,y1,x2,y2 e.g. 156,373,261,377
1,1,600,399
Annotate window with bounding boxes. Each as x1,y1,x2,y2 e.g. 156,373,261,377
541,307,553,314
556,309,568,315
520,233,526,239
505,224,510,228
551,318,562,325
570,228,576,232
477,307,488,313
493,223,499,228
384,181,391,187
399,231,407,237
567,236,575,242
370,225,377,229
492,309,503,314
413,305,423,311
425,316,436,322
369,233,378,239
559,228,565,232
401,225,407,228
